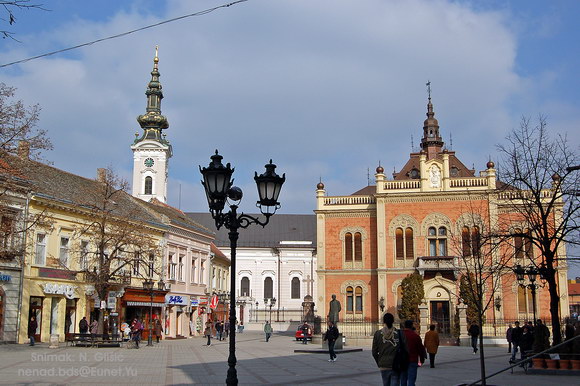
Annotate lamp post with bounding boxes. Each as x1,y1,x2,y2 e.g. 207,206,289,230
142,278,165,347
255,301,259,322
265,298,276,323
200,150,285,386
513,264,546,323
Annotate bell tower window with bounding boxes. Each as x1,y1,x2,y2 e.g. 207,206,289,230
144,176,153,195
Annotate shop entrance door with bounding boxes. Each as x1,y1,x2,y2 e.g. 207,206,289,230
430,301,450,335
29,297,44,342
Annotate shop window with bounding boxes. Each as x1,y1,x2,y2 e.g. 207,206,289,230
346,286,354,313
264,277,273,299
35,233,46,265
395,227,414,260
428,226,447,256
59,237,70,267
144,176,153,195
355,286,363,313
291,277,300,299
241,277,250,297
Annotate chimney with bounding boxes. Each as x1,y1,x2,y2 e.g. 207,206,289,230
17,140,30,159
97,168,107,183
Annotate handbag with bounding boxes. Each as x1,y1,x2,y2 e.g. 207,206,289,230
392,330,409,373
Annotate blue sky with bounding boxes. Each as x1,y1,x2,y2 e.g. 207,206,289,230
1,0,579,274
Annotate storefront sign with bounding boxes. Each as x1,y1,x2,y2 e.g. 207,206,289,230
42,283,76,299
107,292,117,309
0,272,11,282
166,294,188,305
190,298,199,306
38,267,76,280
199,296,208,305
209,295,219,310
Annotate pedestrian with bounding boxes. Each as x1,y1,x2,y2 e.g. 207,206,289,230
204,321,212,346
154,319,162,343
400,320,426,386
424,324,439,368
28,316,37,346
533,319,550,354
79,316,89,334
323,321,340,362
215,320,223,341
130,319,142,348
264,321,273,342
519,325,534,364
372,313,405,386
506,324,513,353
189,319,195,337
526,321,534,334
468,321,480,354
510,321,522,362
224,320,229,339
90,319,99,335
301,322,310,345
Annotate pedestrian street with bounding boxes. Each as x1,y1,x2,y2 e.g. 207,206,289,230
0,331,576,385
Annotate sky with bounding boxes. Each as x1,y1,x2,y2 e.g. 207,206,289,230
1,0,579,274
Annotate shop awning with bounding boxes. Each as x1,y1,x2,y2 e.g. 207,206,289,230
126,301,164,307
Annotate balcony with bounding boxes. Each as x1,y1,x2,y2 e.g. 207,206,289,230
417,256,459,279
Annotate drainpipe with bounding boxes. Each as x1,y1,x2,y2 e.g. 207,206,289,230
16,191,31,343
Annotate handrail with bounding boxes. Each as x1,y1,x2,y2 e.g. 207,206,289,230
467,334,580,386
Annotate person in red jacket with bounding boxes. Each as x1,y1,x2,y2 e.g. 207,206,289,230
400,320,426,386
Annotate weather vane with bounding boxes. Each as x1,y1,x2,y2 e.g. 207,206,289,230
426,80,431,100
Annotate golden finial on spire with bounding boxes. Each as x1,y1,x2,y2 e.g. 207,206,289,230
153,45,159,68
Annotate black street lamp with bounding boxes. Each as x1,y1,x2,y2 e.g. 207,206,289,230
142,278,165,347
265,297,276,323
513,264,545,323
255,301,259,322
200,150,285,386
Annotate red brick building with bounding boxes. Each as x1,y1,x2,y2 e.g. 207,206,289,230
315,97,570,335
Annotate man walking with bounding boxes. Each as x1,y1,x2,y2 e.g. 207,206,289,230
400,320,426,386
468,321,480,354
533,319,550,354
264,321,273,342
506,324,513,353
323,321,340,362
79,316,89,334
301,322,310,345
372,313,404,386
424,325,439,368
28,316,37,346
510,321,522,362
215,320,223,341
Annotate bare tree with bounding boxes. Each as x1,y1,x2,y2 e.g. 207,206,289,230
72,167,163,332
1,1,47,40
496,116,579,345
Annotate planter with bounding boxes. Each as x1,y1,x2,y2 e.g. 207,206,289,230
571,360,580,370
558,359,570,370
545,359,558,369
532,358,546,369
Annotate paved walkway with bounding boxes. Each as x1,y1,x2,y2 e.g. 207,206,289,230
0,331,576,385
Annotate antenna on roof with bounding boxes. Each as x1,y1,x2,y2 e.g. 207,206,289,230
450,132,453,150
367,168,371,186
411,134,414,152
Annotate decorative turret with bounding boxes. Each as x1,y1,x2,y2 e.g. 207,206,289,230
135,46,169,144
420,82,444,159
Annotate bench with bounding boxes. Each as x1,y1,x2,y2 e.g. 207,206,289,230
65,333,122,347
65,333,91,347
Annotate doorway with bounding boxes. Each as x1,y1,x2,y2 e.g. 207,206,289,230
430,301,450,335
29,297,44,342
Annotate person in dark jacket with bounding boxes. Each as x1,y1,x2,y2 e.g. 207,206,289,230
28,316,38,346
79,316,89,334
323,321,340,362
468,321,480,354
533,319,550,354
301,323,310,345
400,320,426,386
372,313,403,386
510,321,522,362
506,324,513,353
215,320,223,341
154,319,162,343
519,325,534,364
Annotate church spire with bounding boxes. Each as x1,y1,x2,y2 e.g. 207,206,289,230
420,81,444,159
136,46,169,144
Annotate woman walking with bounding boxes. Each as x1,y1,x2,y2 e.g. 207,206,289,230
424,325,440,368
204,321,212,346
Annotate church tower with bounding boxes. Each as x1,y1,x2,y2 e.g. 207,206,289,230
131,47,172,203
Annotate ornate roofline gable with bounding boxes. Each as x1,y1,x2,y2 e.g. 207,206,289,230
388,214,419,234
338,226,368,241
421,212,452,236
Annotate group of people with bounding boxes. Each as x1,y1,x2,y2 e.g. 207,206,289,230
372,313,442,386
203,319,230,346
506,319,552,363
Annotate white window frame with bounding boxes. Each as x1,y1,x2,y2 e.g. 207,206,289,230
59,236,70,267
35,233,46,266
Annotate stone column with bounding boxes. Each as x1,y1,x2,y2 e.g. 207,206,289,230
418,301,429,337
458,303,468,339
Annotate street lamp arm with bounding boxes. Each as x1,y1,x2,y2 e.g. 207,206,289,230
212,205,273,231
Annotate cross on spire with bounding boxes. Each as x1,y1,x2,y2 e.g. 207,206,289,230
426,80,431,101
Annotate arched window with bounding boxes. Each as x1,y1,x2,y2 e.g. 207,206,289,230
462,226,471,257
395,227,415,260
345,233,353,262
144,176,153,195
355,286,363,313
291,277,300,299
264,277,273,299
354,233,362,261
471,226,480,256
428,226,447,256
240,277,250,297
517,286,535,315
462,226,481,257
346,286,354,313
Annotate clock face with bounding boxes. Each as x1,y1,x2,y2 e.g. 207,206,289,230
144,158,154,167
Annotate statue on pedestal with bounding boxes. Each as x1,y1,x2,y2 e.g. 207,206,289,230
328,294,341,324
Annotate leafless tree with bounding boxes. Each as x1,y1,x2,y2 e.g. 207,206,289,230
1,1,47,40
496,115,579,345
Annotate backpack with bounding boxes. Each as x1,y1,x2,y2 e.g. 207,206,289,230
392,330,409,373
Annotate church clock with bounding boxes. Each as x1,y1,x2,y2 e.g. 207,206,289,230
144,158,155,167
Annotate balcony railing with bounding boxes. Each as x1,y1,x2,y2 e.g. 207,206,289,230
417,256,458,273
323,196,376,206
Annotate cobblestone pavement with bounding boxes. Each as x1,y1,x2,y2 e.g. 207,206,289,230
0,331,577,385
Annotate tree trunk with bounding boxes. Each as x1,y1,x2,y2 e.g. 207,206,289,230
478,312,486,386
546,274,562,345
